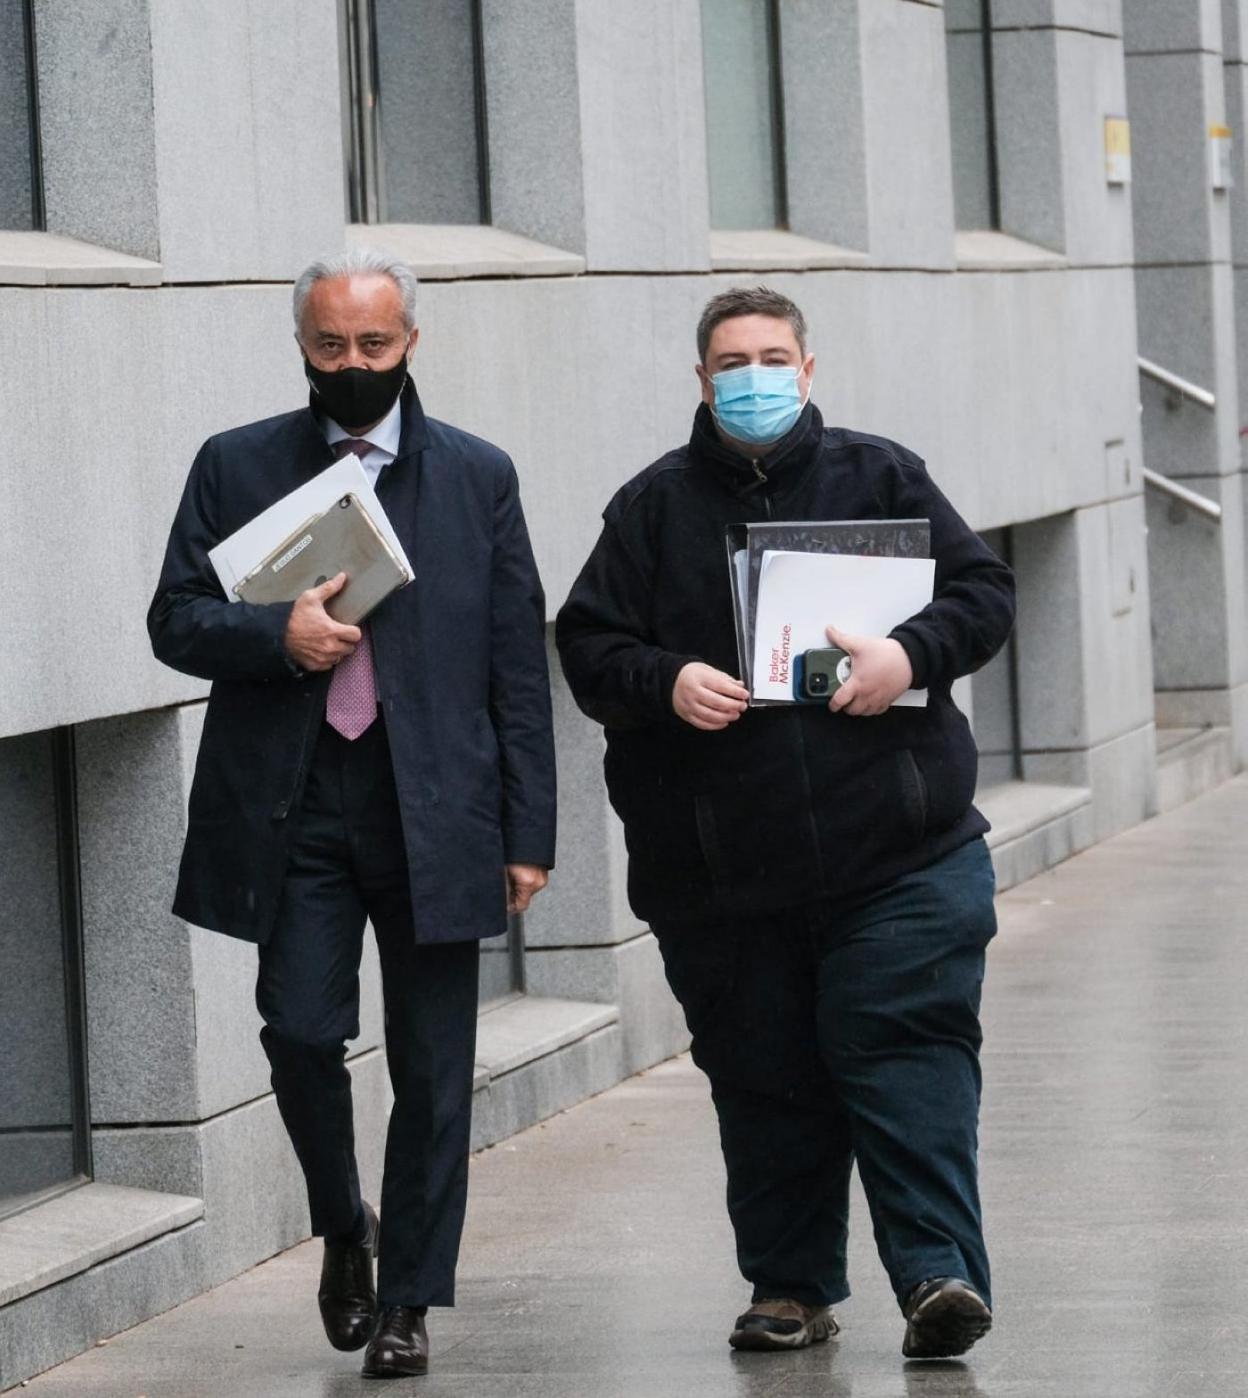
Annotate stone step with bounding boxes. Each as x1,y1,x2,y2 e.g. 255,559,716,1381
978,780,1094,894
470,997,623,1153
1155,726,1234,815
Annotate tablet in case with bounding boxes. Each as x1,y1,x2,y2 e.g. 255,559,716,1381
233,493,410,625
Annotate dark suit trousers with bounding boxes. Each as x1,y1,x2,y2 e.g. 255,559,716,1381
256,719,479,1309
653,838,996,1311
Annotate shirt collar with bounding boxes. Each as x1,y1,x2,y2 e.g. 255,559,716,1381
321,392,403,459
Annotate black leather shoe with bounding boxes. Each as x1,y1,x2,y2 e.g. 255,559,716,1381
361,1305,429,1378
902,1276,992,1358
318,1201,379,1352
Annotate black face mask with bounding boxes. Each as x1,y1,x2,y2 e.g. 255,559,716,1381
304,353,409,432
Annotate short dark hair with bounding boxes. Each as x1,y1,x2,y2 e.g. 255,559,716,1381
696,286,808,363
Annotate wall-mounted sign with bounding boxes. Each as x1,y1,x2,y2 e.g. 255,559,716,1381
1105,116,1131,185
1210,125,1234,191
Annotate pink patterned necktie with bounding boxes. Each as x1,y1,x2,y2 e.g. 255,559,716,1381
326,437,378,740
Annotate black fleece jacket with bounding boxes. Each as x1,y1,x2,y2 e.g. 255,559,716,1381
555,401,1016,925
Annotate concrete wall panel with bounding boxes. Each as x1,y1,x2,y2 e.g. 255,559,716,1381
34,0,160,260
1079,498,1155,744
994,29,1067,251
860,0,957,266
780,0,870,251
0,734,73,1153
1053,30,1136,264
1123,0,1223,54
1225,57,1248,262
1146,482,1232,688
149,0,345,282
1226,0,1248,60
481,0,586,254
0,2,35,230
1127,51,1232,266
1013,511,1088,751
574,0,710,271
0,284,303,740
1136,263,1240,479
994,0,1122,32
76,708,199,1123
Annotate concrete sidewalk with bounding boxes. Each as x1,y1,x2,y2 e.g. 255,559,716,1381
16,777,1248,1398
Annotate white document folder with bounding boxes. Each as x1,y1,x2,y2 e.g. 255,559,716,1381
751,550,936,706
207,455,413,600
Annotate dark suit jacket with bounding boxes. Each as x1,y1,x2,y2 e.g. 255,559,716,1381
148,381,557,945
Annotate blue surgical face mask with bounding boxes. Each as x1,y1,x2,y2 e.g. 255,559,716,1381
710,364,805,447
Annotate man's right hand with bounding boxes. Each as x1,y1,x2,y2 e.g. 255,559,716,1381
284,573,362,672
672,663,749,731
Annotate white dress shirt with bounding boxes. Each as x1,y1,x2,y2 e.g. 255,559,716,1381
321,394,403,485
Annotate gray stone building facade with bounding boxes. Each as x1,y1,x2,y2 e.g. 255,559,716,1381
1,0,1243,1387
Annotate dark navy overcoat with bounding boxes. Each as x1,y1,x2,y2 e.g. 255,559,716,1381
148,381,556,945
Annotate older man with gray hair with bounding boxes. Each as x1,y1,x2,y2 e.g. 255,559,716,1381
149,248,556,1378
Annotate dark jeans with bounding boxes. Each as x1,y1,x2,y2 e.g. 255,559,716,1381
256,720,480,1309
654,838,996,1311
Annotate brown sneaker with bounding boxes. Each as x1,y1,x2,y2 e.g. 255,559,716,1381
901,1277,992,1358
728,1297,840,1351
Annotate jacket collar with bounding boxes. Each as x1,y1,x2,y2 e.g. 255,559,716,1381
689,400,824,493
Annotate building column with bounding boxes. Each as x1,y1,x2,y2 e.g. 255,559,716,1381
1125,0,1248,759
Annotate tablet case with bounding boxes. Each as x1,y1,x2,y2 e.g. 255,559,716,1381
233,493,410,625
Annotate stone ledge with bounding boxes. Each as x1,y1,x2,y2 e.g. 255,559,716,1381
1156,726,1234,814
473,995,618,1081
524,932,691,1078
955,230,1067,272
709,228,870,271
0,1183,202,1308
470,1024,624,1154
1155,684,1246,730
979,779,1094,893
0,232,162,287
979,779,1092,848
347,223,586,280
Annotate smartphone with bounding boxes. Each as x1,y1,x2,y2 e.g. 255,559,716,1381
793,647,853,702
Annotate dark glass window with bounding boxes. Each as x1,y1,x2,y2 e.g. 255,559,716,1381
701,0,788,230
341,0,489,225
945,0,1000,231
0,729,92,1221
0,0,44,231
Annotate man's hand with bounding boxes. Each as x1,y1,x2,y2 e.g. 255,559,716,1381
284,573,362,672
672,663,749,731
825,625,913,717
506,863,548,914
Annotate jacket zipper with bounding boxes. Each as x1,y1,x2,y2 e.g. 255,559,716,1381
752,459,774,518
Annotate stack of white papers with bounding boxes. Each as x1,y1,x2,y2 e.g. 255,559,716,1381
750,550,936,706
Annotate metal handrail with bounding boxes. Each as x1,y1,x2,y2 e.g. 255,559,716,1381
1142,467,1222,522
1138,357,1216,410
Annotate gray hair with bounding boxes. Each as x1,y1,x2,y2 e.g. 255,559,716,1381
292,247,419,334
697,285,808,363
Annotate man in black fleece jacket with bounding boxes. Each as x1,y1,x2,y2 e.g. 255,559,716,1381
556,287,1015,1361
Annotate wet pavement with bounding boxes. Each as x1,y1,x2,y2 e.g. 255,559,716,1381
19,776,1248,1397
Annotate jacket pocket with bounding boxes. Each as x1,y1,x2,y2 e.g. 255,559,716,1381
896,748,929,842
692,788,822,905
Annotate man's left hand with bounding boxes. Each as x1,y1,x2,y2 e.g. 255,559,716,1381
506,864,549,914
824,625,914,717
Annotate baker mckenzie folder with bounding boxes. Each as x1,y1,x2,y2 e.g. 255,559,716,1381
725,519,932,707
233,492,410,625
